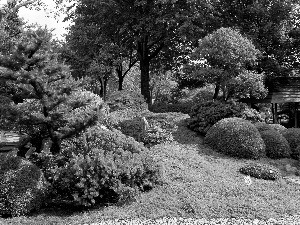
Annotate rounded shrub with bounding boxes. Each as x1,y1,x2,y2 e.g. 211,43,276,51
107,90,148,112
259,129,291,159
188,100,264,135
254,122,274,132
141,126,174,146
281,128,300,160
0,155,49,217
204,117,266,159
239,163,281,180
268,124,287,134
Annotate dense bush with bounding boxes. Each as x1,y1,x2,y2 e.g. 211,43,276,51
254,122,274,132
268,124,287,133
281,128,300,160
140,126,174,145
239,163,281,180
259,129,291,159
61,125,148,156
149,101,193,114
0,155,49,217
107,90,148,112
118,113,178,145
204,117,266,159
188,100,264,135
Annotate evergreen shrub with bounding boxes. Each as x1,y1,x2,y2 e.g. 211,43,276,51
188,100,264,135
259,129,291,159
268,124,287,133
204,117,266,159
0,155,49,217
281,128,300,160
239,163,281,180
54,126,162,207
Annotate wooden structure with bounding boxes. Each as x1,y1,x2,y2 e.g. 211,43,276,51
239,77,300,128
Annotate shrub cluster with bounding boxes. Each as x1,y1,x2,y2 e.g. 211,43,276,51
281,128,300,160
107,90,148,113
141,126,174,146
188,100,264,135
0,155,49,217
149,102,193,114
45,125,163,207
239,163,281,180
268,124,287,134
204,117,266,159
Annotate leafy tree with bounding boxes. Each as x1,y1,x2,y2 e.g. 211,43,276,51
186,27,261,100
207,0,300,77
0,22,102,155
55,0,209,104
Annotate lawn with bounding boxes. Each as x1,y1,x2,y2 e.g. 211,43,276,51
1,113,300,225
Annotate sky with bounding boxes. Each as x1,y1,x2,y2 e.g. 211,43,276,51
0,0,71,40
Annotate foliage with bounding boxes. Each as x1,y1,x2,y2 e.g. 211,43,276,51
204,117,266,160
226,70,268,99
188,100,264,135
268,124,287,134
208,0,299,78
281,128,300,160
0,25,103,154
149,102,193,114
141,126,174,146
53,126,162,207
150,70,178,103
239,163,282,181
259,129,291,159
107,90,148,112
118,113,178,143
57,0,210,103
0,154,49,217
185,27,261,100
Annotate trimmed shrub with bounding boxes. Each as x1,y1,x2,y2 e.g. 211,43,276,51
281,128,300,160
239,163,281,180
254,122,274,132
107,90,148,112
268,124,287,134
204,117,266,159
259,129,291,159
188,100,264,135
0,155,49,217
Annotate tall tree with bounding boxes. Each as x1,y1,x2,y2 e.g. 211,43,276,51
186,27,261,100
56,0,209,104
207,0,300,77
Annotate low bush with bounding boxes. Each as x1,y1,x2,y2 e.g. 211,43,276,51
268,124,287,133
259,129,291,159
107,90,148,113
0,155,49,217
204,117,266,159
118,113,177,145
254,122,274,132
149,102,193,114
239,163,281,180
188,100,264,135
53,126,162,207
281,128,300,160
140,126,174,146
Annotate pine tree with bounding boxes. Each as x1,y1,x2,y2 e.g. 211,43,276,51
0,24,103,155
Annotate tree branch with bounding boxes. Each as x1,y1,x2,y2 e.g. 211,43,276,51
149,43,165,60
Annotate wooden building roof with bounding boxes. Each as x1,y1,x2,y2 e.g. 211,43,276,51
239,77,300,104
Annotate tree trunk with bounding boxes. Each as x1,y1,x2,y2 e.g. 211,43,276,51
213,83,220,100
138,37,151,104
116,68,124,91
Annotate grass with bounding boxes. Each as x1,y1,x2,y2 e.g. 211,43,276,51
1,112,300,225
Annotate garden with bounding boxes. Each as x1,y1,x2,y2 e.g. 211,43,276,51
1,1,300,225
